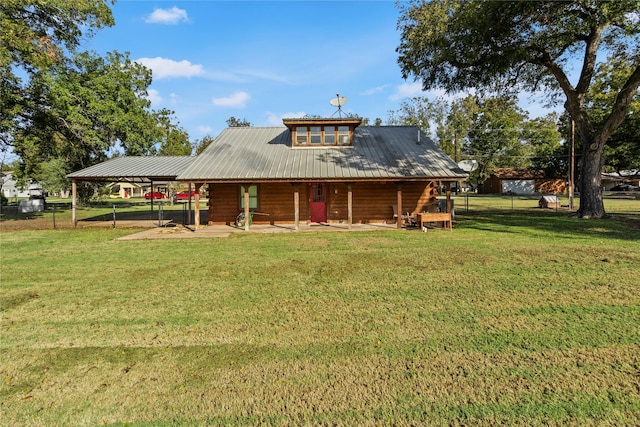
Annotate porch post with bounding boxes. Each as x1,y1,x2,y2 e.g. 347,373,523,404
187,182,192,226
446,182,452,213
347,183,353,229
194,183,202,230
71,179,77,227
396,183,403,230
243,184,250,231
293,184,300,231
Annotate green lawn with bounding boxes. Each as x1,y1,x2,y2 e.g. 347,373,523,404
1,200,639,426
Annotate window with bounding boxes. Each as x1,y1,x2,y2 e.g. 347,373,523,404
338,126,350,145
310,126,321,144
284,119,360,147
239,185,258,209
323,126,335,144
312,183,325,202
296,127,307,144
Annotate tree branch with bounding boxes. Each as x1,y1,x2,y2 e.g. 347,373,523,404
598,65,640,143
575,25,607,95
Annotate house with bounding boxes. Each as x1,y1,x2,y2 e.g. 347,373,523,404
1,172,43,199
601,170,640,191
178,119,467,229
68,119,467,229
108,181,144,198
481,168,566,195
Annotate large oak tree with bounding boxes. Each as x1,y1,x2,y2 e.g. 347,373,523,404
2,1,182,194
1,0,115,149
397,0,640,218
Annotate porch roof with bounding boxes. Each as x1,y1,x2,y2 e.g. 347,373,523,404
177,126,467,182
67,156,194,181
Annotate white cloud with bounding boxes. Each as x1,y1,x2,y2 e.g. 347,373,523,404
136,57,204,79
146,89,162,105
212,91,251,108
361,85,389,96
389,82,430,101
196,125,214,135
145,7,189,25
266,111,305,126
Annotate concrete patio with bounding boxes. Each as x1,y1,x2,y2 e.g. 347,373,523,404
115,222,409,240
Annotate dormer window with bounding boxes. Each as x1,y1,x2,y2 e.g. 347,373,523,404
284,118,362,147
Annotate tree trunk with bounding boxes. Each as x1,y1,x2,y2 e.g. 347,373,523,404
577,135,606,219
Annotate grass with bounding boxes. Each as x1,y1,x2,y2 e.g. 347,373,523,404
1,198,639,425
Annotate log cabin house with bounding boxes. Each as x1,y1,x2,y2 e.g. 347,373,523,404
68,118,467,230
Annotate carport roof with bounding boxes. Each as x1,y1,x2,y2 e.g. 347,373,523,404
67,156,194,181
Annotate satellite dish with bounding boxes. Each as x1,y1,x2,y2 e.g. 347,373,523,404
458,160,478,172
329,94,348,117
329,96,348,108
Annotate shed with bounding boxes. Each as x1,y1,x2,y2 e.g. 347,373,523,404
539,195,561,209
481,168,544,195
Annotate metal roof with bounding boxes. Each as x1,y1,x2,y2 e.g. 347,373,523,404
178,126,467,182
67,156,194,181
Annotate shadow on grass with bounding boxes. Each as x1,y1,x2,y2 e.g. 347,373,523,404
458,209,640,242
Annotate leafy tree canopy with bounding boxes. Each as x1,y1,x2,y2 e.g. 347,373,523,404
2,1,185,192
1,0,115,148
12,51,164,179
226,117,252,127
192,135,216,155
159,127,191,156
587,55,640,172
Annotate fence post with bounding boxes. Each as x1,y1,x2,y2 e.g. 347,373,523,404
112,205,116,228
52,203,56,229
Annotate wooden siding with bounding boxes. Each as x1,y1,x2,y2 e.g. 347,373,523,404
207,181,439,225
206,184,239,225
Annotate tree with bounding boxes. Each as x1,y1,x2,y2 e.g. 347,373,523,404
387,96,434,132
1,0,115,150
397,0,640,218
226,116,252,127
38,157,70,197
192,134,216,155
587,55,640,173
159,127,191,156
435,96,479,162
523,114,566,178
12,51,163,181
464,97,529,187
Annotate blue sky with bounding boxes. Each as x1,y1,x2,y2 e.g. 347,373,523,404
86,0,555,141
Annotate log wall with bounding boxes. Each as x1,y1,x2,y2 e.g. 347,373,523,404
206,181,439,225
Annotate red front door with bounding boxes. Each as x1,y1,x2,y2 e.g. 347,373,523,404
309,183,327,223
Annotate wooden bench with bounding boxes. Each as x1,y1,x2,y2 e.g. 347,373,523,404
418,212,452,231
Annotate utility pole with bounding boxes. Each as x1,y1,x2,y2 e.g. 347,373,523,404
454,129,459,163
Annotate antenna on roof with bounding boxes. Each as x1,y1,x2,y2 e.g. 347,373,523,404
329,94,348,118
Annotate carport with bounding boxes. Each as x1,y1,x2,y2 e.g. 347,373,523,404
67,156,195,227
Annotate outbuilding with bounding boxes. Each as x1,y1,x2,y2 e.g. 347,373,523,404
538,195,561,209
